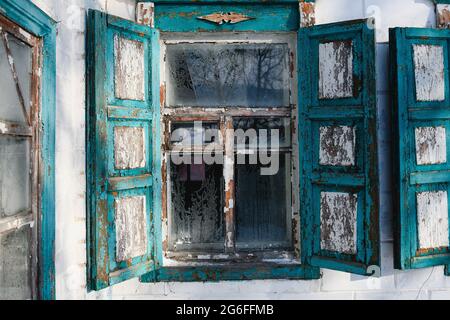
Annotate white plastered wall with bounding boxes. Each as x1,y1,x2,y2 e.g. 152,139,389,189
28,0,450,299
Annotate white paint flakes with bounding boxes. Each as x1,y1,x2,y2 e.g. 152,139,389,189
319,125,356,166
320,192,358,255
415,126,447,165
413,44,445,102
115,195,148,262
114,126,146,170
319,41,354,99
416,191,449,250
114,35,145,101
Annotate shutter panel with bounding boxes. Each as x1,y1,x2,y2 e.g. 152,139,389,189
299,20,380,275
391,28,450,271
87,10,161,290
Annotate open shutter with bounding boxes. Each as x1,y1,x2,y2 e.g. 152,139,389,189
299,19,379,275
391,28,450,271
86,10,161,290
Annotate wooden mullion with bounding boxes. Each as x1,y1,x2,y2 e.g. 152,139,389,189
223,116,236,253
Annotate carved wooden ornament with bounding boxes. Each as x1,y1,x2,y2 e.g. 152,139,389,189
197,12,254,25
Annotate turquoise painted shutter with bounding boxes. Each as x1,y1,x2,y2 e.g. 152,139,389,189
391,28,450,271
299,20,380,275
86,10,161,290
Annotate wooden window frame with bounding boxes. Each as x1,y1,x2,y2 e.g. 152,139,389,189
0,0,56,299
159,32,302,267
0,13,42,299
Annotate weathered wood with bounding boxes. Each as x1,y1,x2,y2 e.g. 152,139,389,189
437,4,450,29
416,191,449,249
320,192,358,255
136,2,155,28
415,126,447,165
87,10,160,290
319,125,356,166
413,44,445,102
115,196,148,262
319,41,354,99
114,36,145,101
223,117,235,253
114,126,146,170
299,2,315,28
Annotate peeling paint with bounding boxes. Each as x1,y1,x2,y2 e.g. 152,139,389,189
320,192,358,255
437,4,450,29
136,2,154,28
114,35,145,101
319,125,356,166
114,126,146,170
413,44,445,102
115,196,148,262
299,2,315,28
415,126,447,165
416,191,449,250
319,40,353,100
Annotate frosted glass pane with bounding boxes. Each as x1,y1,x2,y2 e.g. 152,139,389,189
0,136,30,217
166,43,290,108
0,226,32,300
170,162,224,248
0,36,24,123
8,34,32,116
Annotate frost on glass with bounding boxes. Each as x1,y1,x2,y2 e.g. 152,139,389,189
166,43,290,108
0,226,32,300
0,136,30,217
170,162,224,249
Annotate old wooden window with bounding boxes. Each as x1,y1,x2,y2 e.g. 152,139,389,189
391,28,450,272
87,3,380,288
161,33,298,262
0,14,41,299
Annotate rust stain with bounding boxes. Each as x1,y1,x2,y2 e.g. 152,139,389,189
160,83,166,108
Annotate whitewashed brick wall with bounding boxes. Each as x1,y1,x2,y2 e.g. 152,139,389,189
29,0,450,300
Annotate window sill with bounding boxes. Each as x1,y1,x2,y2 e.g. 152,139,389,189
140,263,320,283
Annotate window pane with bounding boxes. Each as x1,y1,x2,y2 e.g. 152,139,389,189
8,34,32,116
0,226,32,300
166,43,290,108
233,117,291,149
170,162,224,249
235,153,291,249
171,122,219,146
0,36,26,123
0,136,30,217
